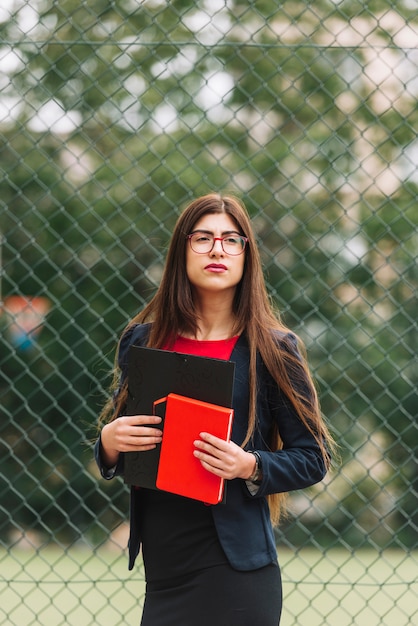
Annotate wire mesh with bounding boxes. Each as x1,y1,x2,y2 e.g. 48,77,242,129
0,1,417,624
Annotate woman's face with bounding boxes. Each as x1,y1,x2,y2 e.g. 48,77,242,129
185,212,246,298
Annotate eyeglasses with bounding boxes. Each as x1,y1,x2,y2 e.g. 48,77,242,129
187,232,248,256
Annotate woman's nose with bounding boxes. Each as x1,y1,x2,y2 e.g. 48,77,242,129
210,238,224,255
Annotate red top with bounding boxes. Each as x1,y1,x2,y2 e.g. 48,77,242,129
172,335,239,360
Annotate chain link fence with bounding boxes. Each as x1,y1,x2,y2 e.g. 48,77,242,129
0,1,417,624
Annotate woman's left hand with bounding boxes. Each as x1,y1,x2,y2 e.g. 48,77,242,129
193,432,256,480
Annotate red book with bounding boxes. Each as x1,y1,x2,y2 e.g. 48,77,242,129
155,393,234,505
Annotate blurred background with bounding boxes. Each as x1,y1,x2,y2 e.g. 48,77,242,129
0,1,416,624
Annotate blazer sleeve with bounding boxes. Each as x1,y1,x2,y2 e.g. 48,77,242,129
251,333,328,497
94,323,151,480
94,433,124,479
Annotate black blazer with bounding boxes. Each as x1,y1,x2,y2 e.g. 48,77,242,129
95,323,327,571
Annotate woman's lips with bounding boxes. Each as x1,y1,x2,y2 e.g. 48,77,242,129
205,263,227,272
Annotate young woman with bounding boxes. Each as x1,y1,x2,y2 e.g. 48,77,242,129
95,193,333,625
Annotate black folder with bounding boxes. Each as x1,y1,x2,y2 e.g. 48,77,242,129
124,345,235,488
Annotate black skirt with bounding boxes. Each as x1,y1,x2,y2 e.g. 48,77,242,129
140,561,282,626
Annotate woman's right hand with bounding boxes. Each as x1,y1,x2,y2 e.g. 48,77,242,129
100,415,163,468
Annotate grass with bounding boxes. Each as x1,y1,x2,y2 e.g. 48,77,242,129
0,546,416,625
279,547,417,626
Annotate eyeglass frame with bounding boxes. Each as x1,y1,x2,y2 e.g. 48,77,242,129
186,231,249,256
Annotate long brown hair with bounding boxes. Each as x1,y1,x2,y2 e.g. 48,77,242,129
100,193,334,524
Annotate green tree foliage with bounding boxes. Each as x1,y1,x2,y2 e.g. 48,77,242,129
0,0,416,548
